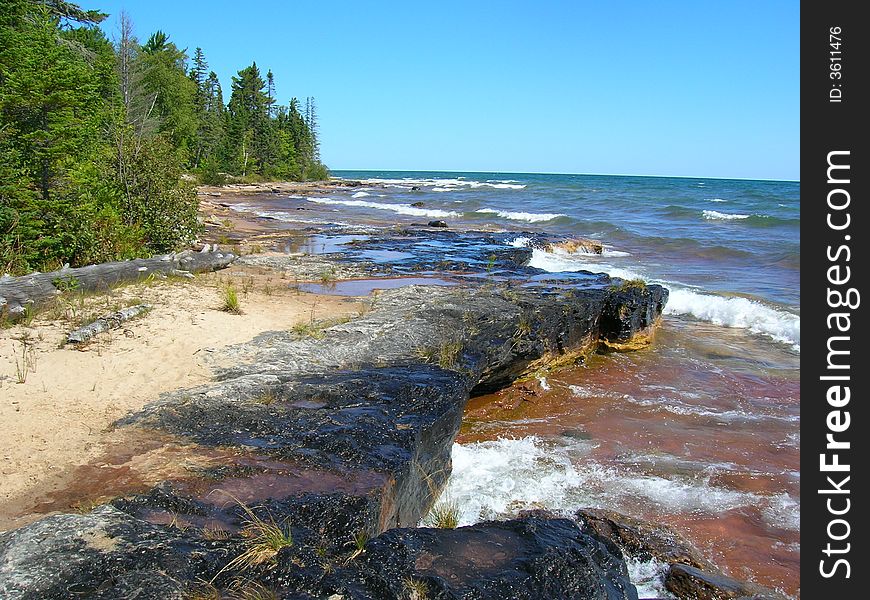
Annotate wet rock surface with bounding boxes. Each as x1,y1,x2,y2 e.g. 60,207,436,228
355,516,639,600
0,230,670,599
664,564,790,600
575,509,790,600
575,508,716,571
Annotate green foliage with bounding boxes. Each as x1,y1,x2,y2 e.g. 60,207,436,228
198,157,227,185
0,0,327,275
608,278,648,292
114,131,201,253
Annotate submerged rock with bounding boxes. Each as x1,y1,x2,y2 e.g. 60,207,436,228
545,238,604,255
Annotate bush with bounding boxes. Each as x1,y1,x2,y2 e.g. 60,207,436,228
302,162,330,182
198,158,227,186
116,132,202,254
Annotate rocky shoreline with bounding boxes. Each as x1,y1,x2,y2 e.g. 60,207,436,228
0,219,787,599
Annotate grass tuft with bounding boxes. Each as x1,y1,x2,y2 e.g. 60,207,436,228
438,340,463,370
183,581,222,600
427,499,460,529
221,285,242,314
414,340,464,370
515,312,532,338
222,505,293,573
319,268,337,285
228,580,279,600
404,577,430,600
13,331,37,384
254,390,278,405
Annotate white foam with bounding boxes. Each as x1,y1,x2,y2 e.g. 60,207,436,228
664,288,800,349
568,384,629,401
627,558,675,599
306,197,459,219
615,394,799,424
527,248,645,281
362,177,526,190
508,237,801,350
707,198,728,202
476,208,566,223
351,191,371,198
434,437,589,526
435,437,775,527
762,493,800,531
703,210,749,220
228,204,353,227
508,236,532,248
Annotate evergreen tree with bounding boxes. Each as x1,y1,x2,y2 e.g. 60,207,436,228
225,62,277,176
266,70,276,117
137,31,197,163
1,0,329,273
198,71,227,182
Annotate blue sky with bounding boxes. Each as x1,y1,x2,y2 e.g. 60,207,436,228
94,1,799,180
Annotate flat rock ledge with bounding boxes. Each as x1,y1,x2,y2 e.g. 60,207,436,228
1,245,670,598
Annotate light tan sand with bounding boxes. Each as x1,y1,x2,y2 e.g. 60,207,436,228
0,263,363,529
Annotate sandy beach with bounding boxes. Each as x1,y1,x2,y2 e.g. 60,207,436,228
0,194,364,530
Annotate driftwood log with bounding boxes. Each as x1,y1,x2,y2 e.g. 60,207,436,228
67,304,153,344
0,249,236,322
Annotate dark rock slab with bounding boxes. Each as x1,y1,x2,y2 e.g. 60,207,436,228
0,510,639,600
353,516,639,600
665,564,790,600
0,505,222,599
575,508,716,571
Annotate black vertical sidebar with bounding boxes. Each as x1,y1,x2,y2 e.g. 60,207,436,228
802,1,867,597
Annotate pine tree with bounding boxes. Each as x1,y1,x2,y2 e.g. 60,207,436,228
266,70,276,118
304,96,320,163
137,31,197,163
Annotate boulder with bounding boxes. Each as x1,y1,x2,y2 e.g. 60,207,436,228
665,564,791,600
357,516,639,600
545,238,604,255
575,508,715,571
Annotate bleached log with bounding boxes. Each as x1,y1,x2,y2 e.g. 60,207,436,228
67,304,153,344
0,249,236,322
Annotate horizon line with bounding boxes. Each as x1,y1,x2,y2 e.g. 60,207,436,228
329,168,800,184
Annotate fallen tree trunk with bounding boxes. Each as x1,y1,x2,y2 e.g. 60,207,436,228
67,304,153,344
0,249,236,322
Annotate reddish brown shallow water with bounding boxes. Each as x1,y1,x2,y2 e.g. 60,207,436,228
447,317,800,598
